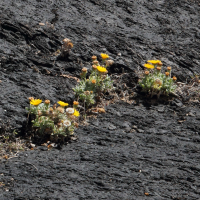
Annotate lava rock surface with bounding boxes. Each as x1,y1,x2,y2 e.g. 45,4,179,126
0,0,200,199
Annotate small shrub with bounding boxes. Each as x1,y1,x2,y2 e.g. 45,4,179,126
139,60,177,98
26,98,80,139
73,54,114,106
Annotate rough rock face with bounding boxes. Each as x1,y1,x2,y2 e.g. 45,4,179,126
0,0,200,199
0,0,200,131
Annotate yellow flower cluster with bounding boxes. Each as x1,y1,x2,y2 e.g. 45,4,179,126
27,97,80,139
140,59,177,98
73,53,113,107
144,60,162,69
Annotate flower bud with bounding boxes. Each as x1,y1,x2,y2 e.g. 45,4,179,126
165,72,170,76
92,65,97,69
67,42,73,48
44,100,50,104
84,91,90,95
63,38,73,49
57,123,62,128
98,108,106,113
73,101,79,106
144,71,149,75
74,122,79,128
167,66,171,71
106,60,114,66
82,67,87,72
155,78,162,86
157,61,163,66
91,79,96,84
93,60,99,65
53,103,57,110
38,110,42,116
172,76,177,81
61,38,73,57
63,38,71,43
92,55,97,60
57,106,64,113
28,97,34,101
156,67,161,71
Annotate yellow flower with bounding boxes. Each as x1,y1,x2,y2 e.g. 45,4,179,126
30,99,42,106
144,63,154,69
147,60,161,65
97,66,108,73
74,109,80,117
57,101,69,107
101,53,109,59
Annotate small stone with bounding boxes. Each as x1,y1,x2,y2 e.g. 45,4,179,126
108,124,117,130
71,137,77,141
157,107,165,112
30,143,35,148
137,129,144,133
91,120,99,126
188,112,195,117
39,23,45,26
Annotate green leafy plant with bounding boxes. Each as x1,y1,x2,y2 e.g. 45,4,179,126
139,60,177,98
26,98,80,139
73,53,114,106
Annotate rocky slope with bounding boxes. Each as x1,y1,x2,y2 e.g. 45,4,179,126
0,0,200,199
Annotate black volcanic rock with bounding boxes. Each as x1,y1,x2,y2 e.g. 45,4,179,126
0,0,200,199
